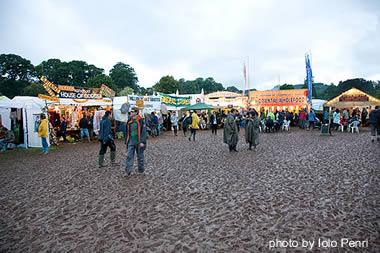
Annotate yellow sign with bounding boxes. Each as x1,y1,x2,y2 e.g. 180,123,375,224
41,76,60,93
38,94,60,102
136,100,144,107
248,89,308,107
58,85,75,91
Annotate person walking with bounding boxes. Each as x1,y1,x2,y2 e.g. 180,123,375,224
323,109,329,124
125,107,147,176
60,116,67,142
308,109,316,130
223,109,239,152
188,110,199,141
333,109,341,130
170,112,178,136
182,112,191,137
79,114,91,143
210,111,219,135
361,107,368,126
98,111,118,167
299,109,307,129
245,111,260,150
38,114,49,154
369,106,380,142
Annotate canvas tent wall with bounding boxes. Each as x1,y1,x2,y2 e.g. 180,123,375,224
113,96,161,122
12,96,47,148
0,97,29,148
0,96,12,130
311,99,327,112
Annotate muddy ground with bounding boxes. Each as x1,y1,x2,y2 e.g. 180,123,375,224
0,128,379,252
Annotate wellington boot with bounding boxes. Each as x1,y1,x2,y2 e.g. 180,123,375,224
99,155,107,167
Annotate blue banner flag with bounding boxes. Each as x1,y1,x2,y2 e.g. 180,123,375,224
305,54,312,103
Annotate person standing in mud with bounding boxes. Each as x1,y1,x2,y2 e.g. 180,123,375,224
38,114,49,154
223,109,239,152
170,111,178,136
98,111,118,167
188,110,199,141
125,107,147,176
245,111,260,150
210,111,219,135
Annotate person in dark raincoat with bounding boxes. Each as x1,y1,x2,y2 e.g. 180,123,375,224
223,109,239,152
245,111,260,150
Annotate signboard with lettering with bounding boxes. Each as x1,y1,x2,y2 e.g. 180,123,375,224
58,87,102,99
100,84,116,98
248,89,308,107
159,94,191,107
38,94,60,102
339,95,369,102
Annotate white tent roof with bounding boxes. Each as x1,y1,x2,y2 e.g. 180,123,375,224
0,96,26,109
0,96,12,102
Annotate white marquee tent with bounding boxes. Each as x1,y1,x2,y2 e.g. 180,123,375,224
12,96,48,148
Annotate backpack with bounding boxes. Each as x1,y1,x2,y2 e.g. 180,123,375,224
120,103,130,114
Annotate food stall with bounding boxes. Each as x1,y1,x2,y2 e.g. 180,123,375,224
248,89,309,113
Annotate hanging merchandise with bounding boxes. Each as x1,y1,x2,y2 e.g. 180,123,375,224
93,110,106,135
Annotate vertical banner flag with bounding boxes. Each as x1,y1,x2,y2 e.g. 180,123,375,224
305,54,312,103
243,63,247,96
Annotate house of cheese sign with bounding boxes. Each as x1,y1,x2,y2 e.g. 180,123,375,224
248,89,308,107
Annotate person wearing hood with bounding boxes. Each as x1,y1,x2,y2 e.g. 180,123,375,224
188,110,199,141
223,109,239,152
38,114,49,154
125,107,147,176
98,110,118,167
245,111,260,150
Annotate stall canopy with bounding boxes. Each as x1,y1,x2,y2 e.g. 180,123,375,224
183,103,217,110
45,98,112,106
324,88,380,108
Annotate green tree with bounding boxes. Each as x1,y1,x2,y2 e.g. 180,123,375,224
86,74,117,92
68,60,103,86
336,78,376,96
23,83,47,96
182,80,200,94
119,87,134,96
109,62,138,91
322,83,338,100
35,59,103,86
226,86,241,93
35,59,70,85
153,75,180,94
279,84,294,90
0,54,35,98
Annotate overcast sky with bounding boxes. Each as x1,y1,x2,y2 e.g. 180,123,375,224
1,0,380,91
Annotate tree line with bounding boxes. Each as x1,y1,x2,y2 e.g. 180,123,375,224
1,53,379,99
279,78,380,100
0,53,242,98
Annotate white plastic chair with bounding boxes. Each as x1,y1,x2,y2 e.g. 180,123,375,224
282,120,290,131
350,121,360,133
